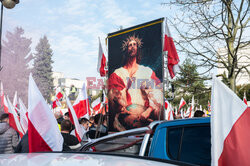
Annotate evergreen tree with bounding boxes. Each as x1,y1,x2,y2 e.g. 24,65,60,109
171,58,210,108
0,27,33,105
33,36,54,102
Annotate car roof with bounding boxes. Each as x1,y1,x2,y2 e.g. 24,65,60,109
157,117,210,128
0,152,184,166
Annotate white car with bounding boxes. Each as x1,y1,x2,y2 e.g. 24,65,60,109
0,152,189,166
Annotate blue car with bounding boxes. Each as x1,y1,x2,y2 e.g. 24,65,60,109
81,117,211,166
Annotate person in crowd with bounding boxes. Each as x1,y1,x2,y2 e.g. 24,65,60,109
87,114,108,139
63,112,70,120
194,110,205,117
89,116,95,128
0,113,19,153
61,119,81,150
54,111,64,131
63,112,75,131
71,117,89,141
69,85,77,100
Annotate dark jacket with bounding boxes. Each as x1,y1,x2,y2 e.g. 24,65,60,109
0,122,19,153
87,125,108,139
15,132,29,153
61,133,81,150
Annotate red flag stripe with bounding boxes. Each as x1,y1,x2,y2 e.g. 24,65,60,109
218,107,250,165
28,119,52,152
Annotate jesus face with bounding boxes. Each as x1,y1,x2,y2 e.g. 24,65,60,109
127,40,137,57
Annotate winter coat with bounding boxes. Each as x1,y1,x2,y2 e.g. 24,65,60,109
0,122,19,153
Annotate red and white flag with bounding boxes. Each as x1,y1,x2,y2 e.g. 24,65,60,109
163,19,180,79
6,96,24,138
12,91,19,115
73,82,90,120
28,74,63,152
66,96,83,142
92,97,101,112
208,100,211,112
52,87,63,109
18,98,28,133
97,38,107,77
13,91,18,109
211,76,250,166
243,92,248,106
188,96,195,118
164,99,174,120
178,97,186,111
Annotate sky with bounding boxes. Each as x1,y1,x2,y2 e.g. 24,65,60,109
2,0,182,81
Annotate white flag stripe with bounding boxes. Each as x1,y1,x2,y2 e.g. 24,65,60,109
7,96,24,135
19,98,28,133
28,74,63,151
66,96,83,142
211,76,247,166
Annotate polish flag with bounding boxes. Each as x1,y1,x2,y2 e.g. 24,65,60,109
28,74,63,152
178,97,186,111
12,91,19,115
163,19,179,79
211,76,250,166
0,82,8,113
208,100,211,112
6,96,24,138
73,82,90,120
92,97,101,112
18,98,28,133
180,109,185,119
66,96,83,142
165,99,174,120
243,92,248,106
188,96,195,118
13,91,18,109
97,37,107,77
52,88,63,109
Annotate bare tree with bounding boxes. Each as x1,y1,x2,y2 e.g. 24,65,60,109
164,0,250,92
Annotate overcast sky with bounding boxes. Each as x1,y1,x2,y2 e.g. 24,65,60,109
2,0,182,80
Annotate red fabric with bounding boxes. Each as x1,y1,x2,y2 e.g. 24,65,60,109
73,99,89,119
179,101,186,111
108,73,126,91
28,119,52,152
100,53,107,77
75,130,81,142
165,100,168,109
218,107,250,166
93,102,101,111
52,100,57,109
164,34,179,79
188,106,192,118
56,92,63,100
8,113,23,138
151,71,161,86
243,98,248,106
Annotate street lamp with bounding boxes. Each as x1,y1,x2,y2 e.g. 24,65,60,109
0,0,19,71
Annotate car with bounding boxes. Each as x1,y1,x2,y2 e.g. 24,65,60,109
80,117,211,166
0,152,194,166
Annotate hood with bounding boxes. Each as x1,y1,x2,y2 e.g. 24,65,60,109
0,122,10,134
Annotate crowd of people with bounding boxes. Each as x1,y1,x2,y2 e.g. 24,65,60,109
0,108,206,154
0,112,108,153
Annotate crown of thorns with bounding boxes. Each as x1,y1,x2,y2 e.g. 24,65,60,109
122,35,143,51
